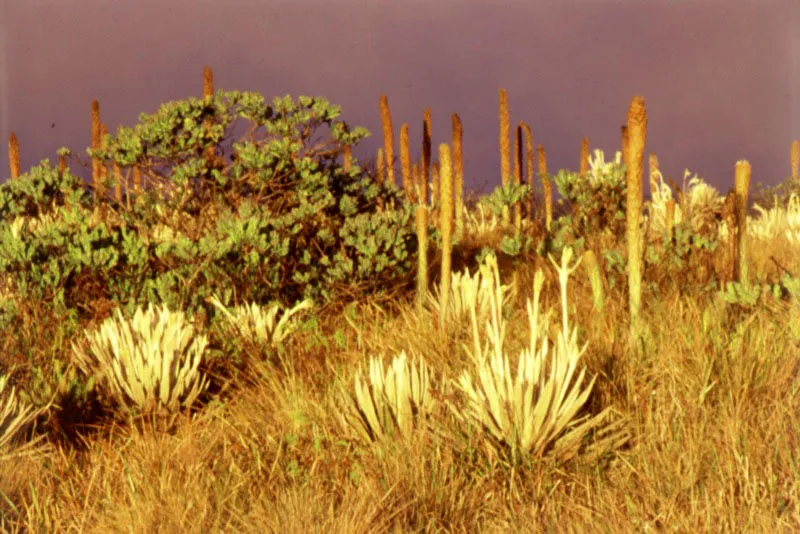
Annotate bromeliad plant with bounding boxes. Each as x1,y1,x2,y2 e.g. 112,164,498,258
425,252,514,331
0,375,49,459
340,351,434,443
452,246,625,464
71,303,210,415
206,294,313,349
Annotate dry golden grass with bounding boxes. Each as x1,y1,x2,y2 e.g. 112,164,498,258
1,201,798,532
2,80,799,531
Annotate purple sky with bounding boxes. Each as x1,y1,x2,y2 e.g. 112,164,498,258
2,0,798,205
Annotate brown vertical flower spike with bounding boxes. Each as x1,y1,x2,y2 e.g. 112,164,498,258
203,66,214,100
538,144,552,232
625,96,647,337
734,160,751,283
513,123,523,233
498,89,511,226
8,133,20,180
451,113,464,238
422,108,432,206
521,122,534,224
438,143,454,332
379,95,396,187
648,153,660,199
791,139,799,182
580,137,590,179
343,145,352,174
376,148,385,212
400,123,412,201
99,122,109,200
621,125,630,169
415,161,429,309
91,99,101,199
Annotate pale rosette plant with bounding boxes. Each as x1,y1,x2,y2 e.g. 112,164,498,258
645,168,724,241
425,252,514,327
718,193,800,245
206,294,313,348
452,246,625,463
71,303,210,414
341,351,434,442
586,149,626,187
0,375,49,459
464,202,499,234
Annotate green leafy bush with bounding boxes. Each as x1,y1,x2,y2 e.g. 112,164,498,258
0,90,419,327
553,150,628,240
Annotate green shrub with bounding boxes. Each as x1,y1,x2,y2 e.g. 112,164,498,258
0,90,419,326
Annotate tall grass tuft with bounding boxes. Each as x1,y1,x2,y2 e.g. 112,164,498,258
379,95,396,188
7,132,20,180
625,96,647,339
498,89,511,227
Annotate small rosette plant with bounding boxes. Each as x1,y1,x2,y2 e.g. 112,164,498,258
646,168,724,242
71,303,210,415
0,375,48,459
425,252,513,328
206,294,313,348
340,351,434,442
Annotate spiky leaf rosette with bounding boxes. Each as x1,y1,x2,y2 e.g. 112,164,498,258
341,351,433,443
452,247,625,463
0,375,49,459
71,303,209,415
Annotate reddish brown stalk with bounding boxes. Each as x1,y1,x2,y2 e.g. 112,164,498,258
8,133,20,180
422,108,432,206
580,137,589,178
400,123,412,201
498,89,511,226
379,95,396,187
451,114,464,238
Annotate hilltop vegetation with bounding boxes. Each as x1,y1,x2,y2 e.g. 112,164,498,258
1,77,799,531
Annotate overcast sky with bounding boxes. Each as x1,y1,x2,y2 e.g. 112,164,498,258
1,0,798,204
